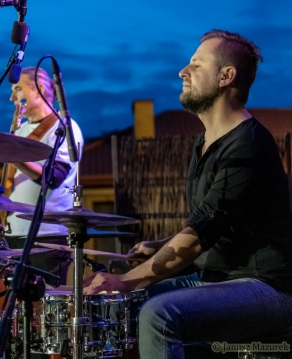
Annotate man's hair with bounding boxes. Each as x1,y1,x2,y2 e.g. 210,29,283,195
201,29,263,104
21,67,57,103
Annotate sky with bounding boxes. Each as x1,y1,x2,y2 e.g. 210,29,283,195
0,0,291,140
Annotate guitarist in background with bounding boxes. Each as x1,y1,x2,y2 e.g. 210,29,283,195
4,67,84,284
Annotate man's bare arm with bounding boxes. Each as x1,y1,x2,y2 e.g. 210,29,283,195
11,162,42,180
126,235,174,266
83,227,203,294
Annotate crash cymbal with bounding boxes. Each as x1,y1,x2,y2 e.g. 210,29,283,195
0,247,51,259
35,242,127,259
0,195,36,213
17,208,140,227
20,229,138,240
0,133,52,163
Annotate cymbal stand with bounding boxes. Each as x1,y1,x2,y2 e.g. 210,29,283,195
65,178,89,359
0,222,9,250
0,121,65,358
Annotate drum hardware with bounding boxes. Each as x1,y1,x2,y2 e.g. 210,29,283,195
34,242,128,260
0,248,51,259
20,229,138,240
0,147,140,358
83,256,107,273
0,133,52,163
0,221,10,250
17,209,141,228
0,193,38,214
5,287,148,358
0,93,67,359
3,272,46,359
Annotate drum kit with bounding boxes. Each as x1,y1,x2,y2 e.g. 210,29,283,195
0,134,146,359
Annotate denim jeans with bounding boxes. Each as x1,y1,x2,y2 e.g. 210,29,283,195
138,274,292,359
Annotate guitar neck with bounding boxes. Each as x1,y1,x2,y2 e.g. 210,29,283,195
0,101,26,189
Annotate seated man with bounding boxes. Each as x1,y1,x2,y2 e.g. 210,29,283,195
5,66,84,284
84,29,292,358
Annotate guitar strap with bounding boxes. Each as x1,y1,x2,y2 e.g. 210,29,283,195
26,112,59,141
0,113,59,225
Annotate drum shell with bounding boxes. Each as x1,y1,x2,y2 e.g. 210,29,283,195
28,289,148,357
84,289,148,351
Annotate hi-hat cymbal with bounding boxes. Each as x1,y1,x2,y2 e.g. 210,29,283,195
35,242,127,259
0,247,51,259
0,133,52,163
0,195,36,213
20,229,138,240
17,208,140,227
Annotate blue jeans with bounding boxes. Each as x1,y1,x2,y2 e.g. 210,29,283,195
138,273,292,359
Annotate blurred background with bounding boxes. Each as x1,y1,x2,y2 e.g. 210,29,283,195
0,0,291,141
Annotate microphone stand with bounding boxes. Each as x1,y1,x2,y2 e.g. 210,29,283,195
0,0,28,86
0,51,17,86
0,123,65,359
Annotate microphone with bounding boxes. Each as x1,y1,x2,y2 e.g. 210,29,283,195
11,20,27,44
8,25,29,84
25,264,60,287
52,58,79,162
8,0,28,44
83,256,108,273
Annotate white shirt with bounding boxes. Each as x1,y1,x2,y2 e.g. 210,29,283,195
6,117,84,236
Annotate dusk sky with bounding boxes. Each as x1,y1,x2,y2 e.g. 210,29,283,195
0,1,291,140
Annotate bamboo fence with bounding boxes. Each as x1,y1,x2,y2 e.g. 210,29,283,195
113,134,292,253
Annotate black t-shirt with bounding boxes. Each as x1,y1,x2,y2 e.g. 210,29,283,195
186,117,292,292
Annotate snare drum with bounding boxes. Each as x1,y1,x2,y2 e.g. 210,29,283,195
28,288,148,358
84,289,148,357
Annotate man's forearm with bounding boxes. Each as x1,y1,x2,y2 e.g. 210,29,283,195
11,162,42,180
122,227,203,290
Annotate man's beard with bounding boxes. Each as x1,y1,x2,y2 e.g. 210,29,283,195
179,84,221,115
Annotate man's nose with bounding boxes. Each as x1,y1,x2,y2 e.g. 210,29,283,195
179,66,190,78
10,93,16,102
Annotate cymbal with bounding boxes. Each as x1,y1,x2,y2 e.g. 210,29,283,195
35,242,127,259
0,247,51,259
0,195,36,213
20,229,138,240
0,133,52,163
17,208,141,227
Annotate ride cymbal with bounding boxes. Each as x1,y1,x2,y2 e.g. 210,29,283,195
17,208,140,227
0,133,52,163
0,247,51,259
0,195,36,213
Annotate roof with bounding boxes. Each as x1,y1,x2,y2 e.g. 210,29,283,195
155,110,205,137
155,108,292,137
248,109,292,136
79,108,292,182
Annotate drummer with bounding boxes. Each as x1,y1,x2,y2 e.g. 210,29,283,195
84,29,292,359
4,66,84,284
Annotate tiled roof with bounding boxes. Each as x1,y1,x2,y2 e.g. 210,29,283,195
248,109,292,136
155,110,204,136
155,108,292,137
80,108,292,180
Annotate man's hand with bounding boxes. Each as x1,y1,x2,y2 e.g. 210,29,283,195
126,240,168,267
83,272,130,295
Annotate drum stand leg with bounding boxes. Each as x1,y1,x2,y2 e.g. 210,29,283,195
21,300,32,359
72,247,84,359
65,224,90,359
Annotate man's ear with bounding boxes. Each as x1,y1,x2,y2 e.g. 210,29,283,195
219,66,236,87
36,83,45,97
